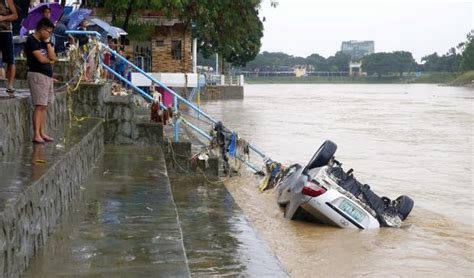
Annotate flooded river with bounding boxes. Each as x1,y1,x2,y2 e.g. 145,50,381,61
197,84,473,277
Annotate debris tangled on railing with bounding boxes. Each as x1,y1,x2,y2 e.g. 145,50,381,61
258,161,286,192
64,30,274,179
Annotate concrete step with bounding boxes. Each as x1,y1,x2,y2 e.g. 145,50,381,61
169,175,288,277
0,118,104,277
24,145,190,277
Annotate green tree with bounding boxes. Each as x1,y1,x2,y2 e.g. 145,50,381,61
362,53,396,77
326,51,351,71
306,53,327,71
422,51,461,72
392,51,416,75
178,0,266,70
242,51,305,70
97,0,273,70
459,31,474,71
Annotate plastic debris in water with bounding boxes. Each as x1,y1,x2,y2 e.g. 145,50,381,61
56,143,65,149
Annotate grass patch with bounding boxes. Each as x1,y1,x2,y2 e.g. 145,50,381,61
245,73,461,84
450,71,474,86
407,72,457,84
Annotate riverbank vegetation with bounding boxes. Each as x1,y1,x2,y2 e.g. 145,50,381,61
245,72,459,84
225,31,474,85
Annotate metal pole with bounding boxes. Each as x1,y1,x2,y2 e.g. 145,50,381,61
101,63,158,104
66,30,102,39
173,96,179,142
193,38,197,73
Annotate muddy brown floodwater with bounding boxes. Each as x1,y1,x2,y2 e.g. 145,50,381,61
195,84,473,277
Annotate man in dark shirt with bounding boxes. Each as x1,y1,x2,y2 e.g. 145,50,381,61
25,18,56,144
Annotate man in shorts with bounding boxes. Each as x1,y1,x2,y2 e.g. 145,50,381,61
25,18,56,144
0,0,18,97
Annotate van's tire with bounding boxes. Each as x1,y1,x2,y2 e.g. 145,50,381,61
396,195,414,221
305,140,338,171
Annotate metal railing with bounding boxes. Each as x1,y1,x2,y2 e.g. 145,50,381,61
66,30,269,172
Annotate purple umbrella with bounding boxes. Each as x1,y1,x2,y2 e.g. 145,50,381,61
67,8,92,30
21,3,63,31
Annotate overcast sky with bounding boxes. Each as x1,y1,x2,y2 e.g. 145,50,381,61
259,0,473,62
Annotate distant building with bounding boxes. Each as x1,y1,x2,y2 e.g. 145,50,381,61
292,65,307,77
341,40,374,60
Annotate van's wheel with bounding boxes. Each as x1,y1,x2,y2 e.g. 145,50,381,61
305,140,338,170
396,195,414,221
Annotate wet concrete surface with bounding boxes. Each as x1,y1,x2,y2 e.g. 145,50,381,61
169,175,288,277
0,88,31,100
23,143,287,277
24,145,190,277
0,119,101,211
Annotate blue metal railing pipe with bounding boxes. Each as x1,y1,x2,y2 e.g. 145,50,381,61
66,30,102,38
102,44,267,159
102,63,163,105
101,45,217,122
180,117,212,141
66,30,268,161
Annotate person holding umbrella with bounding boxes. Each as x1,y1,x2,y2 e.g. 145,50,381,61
41,5,51,20
0,0,18,97
20,3,63,34
25,18,56,144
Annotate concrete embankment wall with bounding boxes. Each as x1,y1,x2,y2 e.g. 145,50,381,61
0,120,104,277
0,87,104,277
71,83,163,145
200,86,244,100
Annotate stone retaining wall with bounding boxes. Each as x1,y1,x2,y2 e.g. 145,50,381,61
0,91,68,157
0,119,104,277
15,59,70,82
72,83,163,145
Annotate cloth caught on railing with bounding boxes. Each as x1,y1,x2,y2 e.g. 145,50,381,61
228,132,237,157
258,160,285,192
212,121,230,174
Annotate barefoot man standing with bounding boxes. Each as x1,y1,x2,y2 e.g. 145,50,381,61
25,18,56,144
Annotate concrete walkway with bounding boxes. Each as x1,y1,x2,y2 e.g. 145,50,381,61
24,145,190,277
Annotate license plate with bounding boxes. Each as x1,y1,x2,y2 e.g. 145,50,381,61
339,199,366,223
